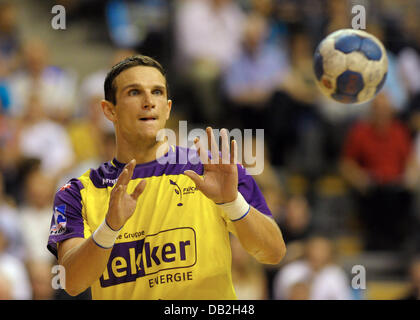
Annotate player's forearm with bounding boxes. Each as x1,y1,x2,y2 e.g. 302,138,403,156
233,207,286,265
58,237,112,296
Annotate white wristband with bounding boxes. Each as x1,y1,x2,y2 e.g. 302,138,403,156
92,219,120,249
217,192,250,221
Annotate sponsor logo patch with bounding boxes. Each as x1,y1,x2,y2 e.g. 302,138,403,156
50,204,67,235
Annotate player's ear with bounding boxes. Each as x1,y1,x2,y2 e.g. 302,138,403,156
165,99,172,120
101,99,116,123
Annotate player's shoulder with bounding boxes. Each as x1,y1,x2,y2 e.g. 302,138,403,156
54,175,87,209
55,161,116,198
88,160,121,188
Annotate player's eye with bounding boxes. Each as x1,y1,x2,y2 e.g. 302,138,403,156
128,89,140,96
152,89,163,95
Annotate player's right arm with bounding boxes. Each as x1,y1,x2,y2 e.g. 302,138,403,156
57,237,111,296
56,160,146,296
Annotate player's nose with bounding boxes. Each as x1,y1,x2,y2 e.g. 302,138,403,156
142,91,155,109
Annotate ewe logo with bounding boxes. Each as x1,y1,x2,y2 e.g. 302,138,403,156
100,227,197,288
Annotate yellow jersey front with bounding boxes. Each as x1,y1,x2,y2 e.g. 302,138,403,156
47,145,272,300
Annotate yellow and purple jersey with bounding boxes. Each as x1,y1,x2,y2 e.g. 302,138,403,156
47,145,271,300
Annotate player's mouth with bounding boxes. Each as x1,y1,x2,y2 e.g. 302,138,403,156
139,117,157,122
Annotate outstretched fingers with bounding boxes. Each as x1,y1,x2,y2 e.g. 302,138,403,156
230,139,238,165
194,136,210,165
184,170,204,190
195,128,237,165
220,128,231,164
114,159,136,190
131,179,147,200
206,127,220,164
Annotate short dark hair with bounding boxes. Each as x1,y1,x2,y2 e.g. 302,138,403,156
104,54,168,104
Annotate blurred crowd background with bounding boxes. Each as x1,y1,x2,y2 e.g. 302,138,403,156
1,0,420,300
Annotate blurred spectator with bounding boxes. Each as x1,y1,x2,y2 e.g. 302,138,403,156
0,2,19,114
64,93,117,184
55,0,106,24
105,0,170,63
7,39,77,122
0,171,25,260
400,256,420,300
19,167,56,264
0,2,20,69
325,0,350,35
340,92,418,251
287,281,310,300
19,166,56,299
279,29,319,110
67,95,110,168
249,0,288,46
0,68,12,113
273,236,352,300
240,135,283,191
175,0,245,125
398,45,420,112
368,24,408,113
274,0,301,26
16,92,75,177
261,187,283,221
396,2,420,108
223,13,289,130
0,221,32,300
276,195,312,267
77,48,136,118
0,270,12,299
264,194,312,299
279,195,312,244
27,260,54,300
0,107,18,164
267,29,325,172
231,236,268,300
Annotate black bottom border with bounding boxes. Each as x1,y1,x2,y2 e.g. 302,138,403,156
0,300,415,318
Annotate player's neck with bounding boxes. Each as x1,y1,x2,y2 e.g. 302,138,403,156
114,138,169,165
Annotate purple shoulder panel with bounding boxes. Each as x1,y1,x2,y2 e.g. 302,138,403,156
47,178,86,259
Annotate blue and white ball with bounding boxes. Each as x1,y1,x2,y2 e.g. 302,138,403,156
313,29,388,104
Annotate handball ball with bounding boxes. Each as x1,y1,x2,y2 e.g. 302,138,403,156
313,29,388,104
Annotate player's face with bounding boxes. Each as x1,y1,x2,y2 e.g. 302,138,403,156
112,66,171,143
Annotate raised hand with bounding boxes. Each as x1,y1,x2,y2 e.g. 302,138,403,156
184,127,238,204
105,159,147,230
